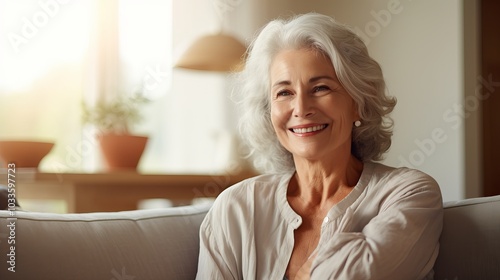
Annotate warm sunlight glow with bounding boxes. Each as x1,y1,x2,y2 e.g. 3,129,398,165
0,0,172,173
0,1,90,93
119,0,172,100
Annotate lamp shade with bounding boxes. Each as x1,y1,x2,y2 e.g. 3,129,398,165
175,33,247,72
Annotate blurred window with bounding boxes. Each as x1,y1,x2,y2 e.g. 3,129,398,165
0,0,172,172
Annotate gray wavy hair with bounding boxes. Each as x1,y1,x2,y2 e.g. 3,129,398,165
233,13,396,173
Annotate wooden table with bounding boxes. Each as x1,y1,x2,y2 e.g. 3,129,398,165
0,169,256,213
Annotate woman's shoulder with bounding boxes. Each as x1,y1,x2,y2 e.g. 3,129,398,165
219,172,292,198
366,162,441,196
209,172,293,211
369,161,433,176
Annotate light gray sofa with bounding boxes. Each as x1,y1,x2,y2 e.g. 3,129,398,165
1,195,499,280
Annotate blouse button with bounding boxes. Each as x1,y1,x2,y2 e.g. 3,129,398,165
323,216,329,224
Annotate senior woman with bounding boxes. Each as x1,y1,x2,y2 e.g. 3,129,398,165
196,13,443,280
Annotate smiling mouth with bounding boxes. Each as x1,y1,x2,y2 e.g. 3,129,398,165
290,124,328,134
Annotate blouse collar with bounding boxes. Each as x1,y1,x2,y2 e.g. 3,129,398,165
276,162,375,227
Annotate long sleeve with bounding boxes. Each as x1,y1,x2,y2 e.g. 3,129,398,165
196,209,239,280
310,170,443,280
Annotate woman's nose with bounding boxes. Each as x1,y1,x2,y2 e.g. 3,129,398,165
293,93,315,118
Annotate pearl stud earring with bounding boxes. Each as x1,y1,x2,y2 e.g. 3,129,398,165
354,120,361,127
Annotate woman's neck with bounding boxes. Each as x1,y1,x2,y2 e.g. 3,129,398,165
289,154,364,210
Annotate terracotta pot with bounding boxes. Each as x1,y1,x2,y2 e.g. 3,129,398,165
98,133,148,171
0,140,54,168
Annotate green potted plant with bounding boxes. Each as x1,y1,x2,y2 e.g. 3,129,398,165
82,92,149,171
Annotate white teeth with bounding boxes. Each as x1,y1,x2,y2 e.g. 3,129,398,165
292,125,326,134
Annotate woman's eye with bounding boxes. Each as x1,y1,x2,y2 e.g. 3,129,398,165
313,85,330,92
276,90,291,97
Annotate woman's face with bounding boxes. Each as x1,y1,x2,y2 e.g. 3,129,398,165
269,48,358,163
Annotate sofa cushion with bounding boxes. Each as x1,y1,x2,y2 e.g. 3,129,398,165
433,195,500,280
0,203,211,280
2,195,500,280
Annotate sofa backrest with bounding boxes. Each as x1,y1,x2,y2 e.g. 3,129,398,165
0,203,212,280
2,195,500,279
433,195,500,280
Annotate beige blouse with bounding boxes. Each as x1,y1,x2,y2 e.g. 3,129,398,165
196,162,443,280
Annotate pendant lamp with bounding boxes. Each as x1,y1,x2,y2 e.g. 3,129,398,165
175,32,246,72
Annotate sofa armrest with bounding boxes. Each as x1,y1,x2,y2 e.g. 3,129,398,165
434,195,500,280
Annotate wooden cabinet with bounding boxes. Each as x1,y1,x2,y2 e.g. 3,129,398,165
0,170,256,213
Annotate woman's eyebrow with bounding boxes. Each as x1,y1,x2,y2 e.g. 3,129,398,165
309,75,336,83
271,80,291,89
272,75,336,88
